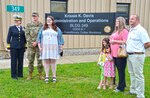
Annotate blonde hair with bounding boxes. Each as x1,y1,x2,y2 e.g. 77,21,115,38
114,17,126,33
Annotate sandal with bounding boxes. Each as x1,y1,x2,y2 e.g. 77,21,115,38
97,85,103,90
52,77,56,83
44,77,49,83
103,85,106,90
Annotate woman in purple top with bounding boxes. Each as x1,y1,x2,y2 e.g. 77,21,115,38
110,17,128,92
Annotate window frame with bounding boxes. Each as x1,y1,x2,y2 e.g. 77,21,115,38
50,0,68,13
116,3,130,25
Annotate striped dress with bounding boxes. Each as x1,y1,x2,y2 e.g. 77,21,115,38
40,28,59,60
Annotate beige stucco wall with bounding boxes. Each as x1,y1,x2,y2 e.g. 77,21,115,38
0,1,3,50
0,0,150,50
0,0,50,50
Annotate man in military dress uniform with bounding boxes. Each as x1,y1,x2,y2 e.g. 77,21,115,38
25,12,44,80
7,15,27,79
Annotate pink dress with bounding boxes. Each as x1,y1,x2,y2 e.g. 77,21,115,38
104,54,115,77
110,29,128,57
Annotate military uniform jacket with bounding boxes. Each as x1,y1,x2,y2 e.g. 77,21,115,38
25,22,43,48
7,25,27,49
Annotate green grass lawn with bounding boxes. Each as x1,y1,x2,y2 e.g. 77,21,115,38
0,57,150,98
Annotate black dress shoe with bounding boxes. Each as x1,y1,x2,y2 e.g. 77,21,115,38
12,77,18,80
18,76,23,78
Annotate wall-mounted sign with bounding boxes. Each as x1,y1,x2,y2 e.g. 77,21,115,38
6,5,24,13
46,13,116,35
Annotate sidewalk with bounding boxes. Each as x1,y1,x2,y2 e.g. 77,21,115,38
0,55,99,69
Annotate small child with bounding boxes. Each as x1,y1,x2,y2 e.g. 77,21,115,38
103,45,115,89
97,38,110,90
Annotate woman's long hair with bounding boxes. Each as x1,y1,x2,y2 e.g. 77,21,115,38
113,17,126,34
43,16,57,31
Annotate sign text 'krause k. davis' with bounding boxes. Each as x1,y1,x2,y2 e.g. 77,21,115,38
46,13,116,35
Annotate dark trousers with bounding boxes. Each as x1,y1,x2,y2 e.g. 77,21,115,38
10,48,24,78
113,67,116,85
113,57,127,91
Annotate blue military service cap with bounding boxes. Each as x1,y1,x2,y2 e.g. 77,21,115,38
13,14,22,21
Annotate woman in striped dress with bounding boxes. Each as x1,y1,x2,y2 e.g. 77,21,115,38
37,16,64,83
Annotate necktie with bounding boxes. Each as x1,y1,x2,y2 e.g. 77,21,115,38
18,26,20,31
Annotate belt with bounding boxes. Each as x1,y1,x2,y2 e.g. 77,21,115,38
127,52,144,55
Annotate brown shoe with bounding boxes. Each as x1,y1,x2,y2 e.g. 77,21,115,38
39,73,44,80
26,72,32,80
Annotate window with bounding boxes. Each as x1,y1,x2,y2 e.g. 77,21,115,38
51,0,67,12
116,3,130,25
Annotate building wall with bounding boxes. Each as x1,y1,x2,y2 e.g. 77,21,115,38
0,1,3,50
0,0,150,50
0,0,50,50
117,0,150,34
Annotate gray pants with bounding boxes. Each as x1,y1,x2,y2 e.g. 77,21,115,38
127,54,145,98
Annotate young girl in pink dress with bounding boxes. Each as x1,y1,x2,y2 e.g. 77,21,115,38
103,45,115,89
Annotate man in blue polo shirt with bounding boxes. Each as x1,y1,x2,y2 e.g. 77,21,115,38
126,14,150,98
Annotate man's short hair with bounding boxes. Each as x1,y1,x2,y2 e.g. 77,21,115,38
132,14,140,21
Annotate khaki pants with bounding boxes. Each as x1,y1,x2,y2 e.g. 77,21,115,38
127,54,145,98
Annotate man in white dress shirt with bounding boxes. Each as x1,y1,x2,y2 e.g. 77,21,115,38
126,14,150,98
